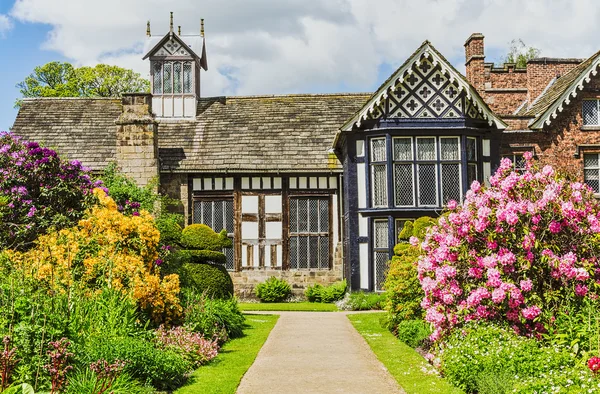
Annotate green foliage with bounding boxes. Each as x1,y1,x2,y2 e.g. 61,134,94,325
441,322,577,393
176,258,234,299
2,384,35,394
64,370,152,394
504,39,541,68
254,277,291,303
305,280,347,303
82,336,191,391
394,320,431,349
384,217,435,327
181,224,232,251
340,292,386,311
16,61,149,106
183,291,246,341
155,214,183,247
100,163,159,214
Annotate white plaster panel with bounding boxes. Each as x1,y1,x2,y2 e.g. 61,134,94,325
273,177,282,189
242,195,259,214
289,177,297,189
163,97,173,117
483,162,492,186
225,177,234,190
329,177,337,189
265,195,282,214
252,177,261,189
356,140,365,157
152,97,163,117
357,163,367,209
173,97,183,117
318,177,328,189
253,245,260,267
242,222,259,239
359,214,368,237
214,177,223,190
241,177,250,189
203,178,212,191
262,177,271,189
482,139,491,157
264,246,271,268
332,197,339,247
299,177,307,189
309,177,318,189
184,97,196,117
359,243,369,289
266,222,282,239
192,178,202,191
276,245,282,267
241,246,248,267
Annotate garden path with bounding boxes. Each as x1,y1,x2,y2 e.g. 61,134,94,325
236,311,404,394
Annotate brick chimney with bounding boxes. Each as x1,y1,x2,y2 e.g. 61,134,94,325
465,33,485,93
115,93,159,188
526,58,582,105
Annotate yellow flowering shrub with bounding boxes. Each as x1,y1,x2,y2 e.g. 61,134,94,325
9,188,181,323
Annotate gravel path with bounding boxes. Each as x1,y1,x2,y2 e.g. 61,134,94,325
236,312,404,394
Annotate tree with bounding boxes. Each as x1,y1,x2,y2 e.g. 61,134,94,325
16,61,150,106
505,39,541,68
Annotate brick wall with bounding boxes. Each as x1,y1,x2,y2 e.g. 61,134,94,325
527,59,581,104
465,33,485,93
501,76,600,179
115,94,159,187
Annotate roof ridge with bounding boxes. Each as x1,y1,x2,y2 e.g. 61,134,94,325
200,93,372,100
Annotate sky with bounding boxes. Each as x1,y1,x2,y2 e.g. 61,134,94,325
1,0,600,131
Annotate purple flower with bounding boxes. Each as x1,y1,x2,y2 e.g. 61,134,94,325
155,259,163,266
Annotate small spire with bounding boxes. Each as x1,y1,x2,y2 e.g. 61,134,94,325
169,12,174,34
201,18,205,37
178,25,181,35
146,20,151,37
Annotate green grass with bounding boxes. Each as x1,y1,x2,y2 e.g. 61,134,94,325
239,302,338,312
348,313,463,394
175,314,279,394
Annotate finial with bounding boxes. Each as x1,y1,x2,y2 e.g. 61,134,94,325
146,20,151,37
169,12,174,34
178,25,181,35
201,18,205,37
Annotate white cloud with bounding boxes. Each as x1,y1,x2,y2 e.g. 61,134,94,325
0,14,13,37
9,0,600,96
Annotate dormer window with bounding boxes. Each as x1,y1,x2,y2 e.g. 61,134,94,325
152,61,193,95
583,99,600,126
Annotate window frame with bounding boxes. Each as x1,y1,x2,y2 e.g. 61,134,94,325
288,196,331,270
584,153,600,194
416,136,439,207
466,136,478,188
439,136,462,205
582,99,600,126
152,61,195,96
392,137,415,207
192,197,235,271
370,137,388,208
372,218,390,292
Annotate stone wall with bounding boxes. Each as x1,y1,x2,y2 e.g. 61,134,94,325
115,94,159,187
230,242,344,299
159,172,189,219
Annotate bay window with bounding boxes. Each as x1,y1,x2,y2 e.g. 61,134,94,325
370,138,387,207
152,61,194,95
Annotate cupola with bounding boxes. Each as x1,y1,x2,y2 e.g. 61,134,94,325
142,12,208,118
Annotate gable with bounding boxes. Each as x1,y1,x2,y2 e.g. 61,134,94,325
340,41,506,131
143,33,200,60
152,37,191,57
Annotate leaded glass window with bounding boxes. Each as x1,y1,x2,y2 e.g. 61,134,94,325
371,138,387,207
417,137,436,161
503,154,527,172
153,63,162,94
173,62,182,94
373,219,389,292
584,153,600,193
289,197,330,269
163,63,173,93
466,137,478,188
183,62,193,93
193,199,235,270
583,100,600,126
393,137,414,207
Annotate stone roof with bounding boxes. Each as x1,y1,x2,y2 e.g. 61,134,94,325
158,93,369,173
11,98,122,171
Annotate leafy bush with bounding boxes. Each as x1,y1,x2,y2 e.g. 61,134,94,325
418,155,600,342
441,322,577,393
183,291,245,341
181,224,232,251
177,258,234,299
100,162,159,215
83,336,191,391
395,320,431,349
64,369,153,394
305,280,347,303
155,325,219,367
7,189,182,324
254,277,291,302
155,214,183,247
0,134,97,250
384,217,435,328
338,292,386,311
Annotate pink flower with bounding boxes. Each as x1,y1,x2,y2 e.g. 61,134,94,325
575,284,588,297
548,221,561,234
409,236,420,247
520,279,533,292
447,200,458,210
492,288,506,304
522,306,541,320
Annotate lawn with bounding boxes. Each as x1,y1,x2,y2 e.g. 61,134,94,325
175,314,279,394
239,302,338,312
348,313,463,394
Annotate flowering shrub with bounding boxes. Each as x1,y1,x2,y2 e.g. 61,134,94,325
1,336,19,391
155,325,219,367
88,359,126,394
0,133,97,250
45,338,73,394
589,357,600,374
8,189,181,324
418,154,600,341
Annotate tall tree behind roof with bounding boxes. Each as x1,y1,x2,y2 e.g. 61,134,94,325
505,39,541,68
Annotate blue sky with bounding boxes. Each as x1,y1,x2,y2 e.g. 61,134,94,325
1,0,599,131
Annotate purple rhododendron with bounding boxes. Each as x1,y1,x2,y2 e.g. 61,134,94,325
418,153,600,342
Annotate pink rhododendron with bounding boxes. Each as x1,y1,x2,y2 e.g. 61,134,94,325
416,155,600,342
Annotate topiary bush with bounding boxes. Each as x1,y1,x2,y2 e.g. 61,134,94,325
181,224,232,251
305,280,347,303
418,154,600,343
255,277,291,302
178,258,234,299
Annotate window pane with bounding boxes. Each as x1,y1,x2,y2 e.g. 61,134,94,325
193,200,235,270
442,163,461,204
393,138,412,161
163,63,173,93
371,138,386,162
394,164,414,206
372,164,388,207
584,154,599,168
440,137,459,161
417,138,436,161
467,163,478,187
466,138,477,161
153,63,162,94
374,251,388,291
173,62,182,93
289,197,330,270
585,169,600,193
514,155,526,171
583,100,599,125
374,220,389,248
418,164,437,205
183,62,193,93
